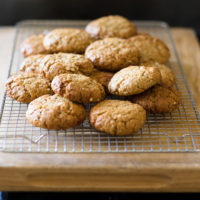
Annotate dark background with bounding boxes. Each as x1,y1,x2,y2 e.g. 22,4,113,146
0,0,199,31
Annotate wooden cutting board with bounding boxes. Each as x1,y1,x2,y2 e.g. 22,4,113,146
0,27,199,192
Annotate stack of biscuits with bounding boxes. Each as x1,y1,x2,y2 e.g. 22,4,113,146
6,15,181,136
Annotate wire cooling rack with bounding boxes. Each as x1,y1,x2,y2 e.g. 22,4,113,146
0,20,200,153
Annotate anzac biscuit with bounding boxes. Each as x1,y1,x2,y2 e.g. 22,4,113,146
26,94,86,130
51,73,105,104
40,53,94,80
85,38,139,71
20,54,45,74
85,15,137,39
132,85,181,113
89,100,146,135
6,73,53,103
143,61,175,88
43,28,93,53
20,34,48,57
128,34,170,64
108,66,161,96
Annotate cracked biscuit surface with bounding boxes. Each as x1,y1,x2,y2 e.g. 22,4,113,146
132,85,181,113
43,28,93,53
143,61,175,88
6,73,53,103
51,74,105,104
108,66,161,96
20,34,48,57
26,94,86,130
20,54,46,74
128,34,170,64
89,100,146,135
40,53,94,80
85,38,139,71
85,15,137,39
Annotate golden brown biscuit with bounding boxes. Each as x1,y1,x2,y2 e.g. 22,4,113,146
132,85,181,113
6,73,53,103
51,74,105,104
85,15,137,39
20,54,46,74
128,34,170,64
89,100,146,135
143,61,175,88
20,34,48,57
40,53,94,80
85,38,139,71
26,94,86,130
43,28,93,53
108,66,161,96
90,70,114,90
158,64,175,88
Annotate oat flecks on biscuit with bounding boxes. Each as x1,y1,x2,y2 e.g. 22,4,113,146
143,61,175,88
132,85,181,113
43,28,93,53
90,70,114,89
85,15,137,39
20,54,46,74
26,94,86,130
51,74,105,104
108,66,161,96
128,34,170,64
40,53,94,80
85,38,139,71
6,73,53,103
89,100,146,135
20,34,48,57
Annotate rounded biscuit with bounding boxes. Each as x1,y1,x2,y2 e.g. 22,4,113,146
143,61,175,88
26,94,86,130
132,85,181,113
89,100,146,136
20,54,46,74
6,73,53,103
40,53,94,80
85,38,139,71
108,66,161,96
51,74,105,104
20,34,48,57
43,28,93,53
128,34,170,64
85,15,137,39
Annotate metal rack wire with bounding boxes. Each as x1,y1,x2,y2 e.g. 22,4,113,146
0,20,200,152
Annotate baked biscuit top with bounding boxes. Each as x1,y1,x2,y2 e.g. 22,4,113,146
26,94,86,130
85,38,139,71
40,53,94,80
20,34,48,57
89,100,146,135
129,34,170,64
85,15,137,39
51,73,105,104
43,28,93,53
6,73,53,103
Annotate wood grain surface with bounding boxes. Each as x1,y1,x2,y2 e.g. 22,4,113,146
0,27,199,192
171,28,200,112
